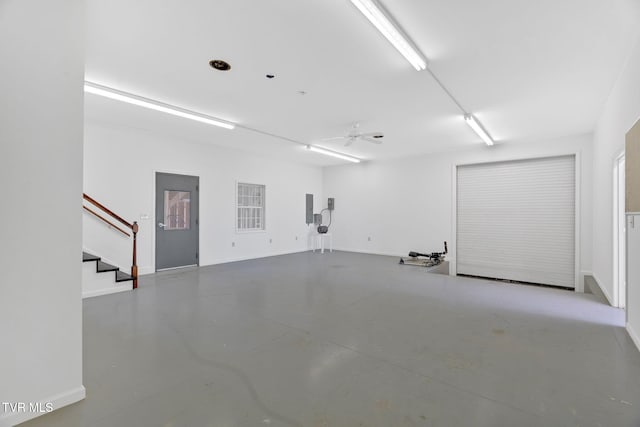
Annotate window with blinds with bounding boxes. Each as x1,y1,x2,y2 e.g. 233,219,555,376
237,182,265,231
456,155,576,288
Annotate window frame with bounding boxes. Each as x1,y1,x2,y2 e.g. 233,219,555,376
235,182,266,233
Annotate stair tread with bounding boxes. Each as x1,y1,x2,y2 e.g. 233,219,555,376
115,270,134,282
82,252,100,262
96,260,119,273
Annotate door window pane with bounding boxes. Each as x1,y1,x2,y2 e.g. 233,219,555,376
164,191,191,230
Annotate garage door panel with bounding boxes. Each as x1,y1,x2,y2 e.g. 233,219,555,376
456,155,575,288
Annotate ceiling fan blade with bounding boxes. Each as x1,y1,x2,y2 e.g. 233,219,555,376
344,138,354,147
362,137,383,144
359,132,383,138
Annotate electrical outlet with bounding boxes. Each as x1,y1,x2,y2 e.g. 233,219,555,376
269,238,272,244
368,237,371,241
232,242,235,247
295,236,298,240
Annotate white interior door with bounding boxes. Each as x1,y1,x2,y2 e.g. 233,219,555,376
456,155,576,288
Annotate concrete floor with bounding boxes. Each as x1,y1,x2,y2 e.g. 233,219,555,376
22,251,640,427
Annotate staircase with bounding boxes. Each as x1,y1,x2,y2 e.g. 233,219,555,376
82,193,139,298
82,251,134,298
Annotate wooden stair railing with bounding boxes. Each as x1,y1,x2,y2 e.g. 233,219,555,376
83,193,138,289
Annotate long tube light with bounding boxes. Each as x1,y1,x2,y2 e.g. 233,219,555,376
464,114,494,146
349,0,427,71
84,81,235,130
306,145,361,163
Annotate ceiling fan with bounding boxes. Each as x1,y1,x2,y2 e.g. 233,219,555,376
320,122,384,146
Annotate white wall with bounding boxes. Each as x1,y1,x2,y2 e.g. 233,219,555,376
323,134,593,288
593,36,640,343
83,121,323,274
0,0,85,425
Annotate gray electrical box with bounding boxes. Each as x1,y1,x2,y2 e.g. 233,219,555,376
305,194,313,224
313,213,322,225
328,197,335,211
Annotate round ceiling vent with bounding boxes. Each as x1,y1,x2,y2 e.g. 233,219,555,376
209,59,231,71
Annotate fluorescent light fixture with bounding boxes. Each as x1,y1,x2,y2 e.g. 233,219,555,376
349,0,427,71
464,114,494,146
306,145,361,163
84,81,235,130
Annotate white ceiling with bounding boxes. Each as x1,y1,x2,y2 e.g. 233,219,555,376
85,0,640,166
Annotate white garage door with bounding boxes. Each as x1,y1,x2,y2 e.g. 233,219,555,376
456,155,575,288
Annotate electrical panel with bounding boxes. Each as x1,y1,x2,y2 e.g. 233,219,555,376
328,197,335,211
305,194,313,224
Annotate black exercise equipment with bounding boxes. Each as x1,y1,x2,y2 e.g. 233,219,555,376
399,241,448,267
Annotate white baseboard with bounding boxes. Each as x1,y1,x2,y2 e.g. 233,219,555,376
332,247,403,258
333,248,459,274
139,249,316,276
83,283,132,299
0,385,85,427
208,249,309,266
591,273,614,306
334,248,457,275
627,322,640,353
139,266,155,276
